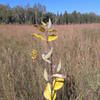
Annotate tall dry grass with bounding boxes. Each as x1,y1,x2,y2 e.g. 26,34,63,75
0,24,100,100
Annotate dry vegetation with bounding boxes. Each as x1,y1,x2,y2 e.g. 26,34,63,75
0,24,100,100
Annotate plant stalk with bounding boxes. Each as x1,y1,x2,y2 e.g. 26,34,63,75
45,29,53,100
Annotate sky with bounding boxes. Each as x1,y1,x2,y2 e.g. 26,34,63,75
0,0,100,15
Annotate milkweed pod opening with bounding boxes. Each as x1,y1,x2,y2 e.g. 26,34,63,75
42,47,53,59
42,54,51,64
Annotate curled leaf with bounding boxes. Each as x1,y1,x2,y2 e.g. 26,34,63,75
57,59,61,72
53,78,64,91
42,47,53,63
44,83,51,100
32,33,45,40
48,29,57,32
41,21,46,26
45,47,53,59
33,33,57,42
34,24,45,32
44,82,56,100
48,34,58,42
44,68,48,81
42,54,51,63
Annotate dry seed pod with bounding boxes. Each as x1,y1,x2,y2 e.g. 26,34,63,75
47,18,52,29
57,59,62,72
42,47,53,63
44,68,48,81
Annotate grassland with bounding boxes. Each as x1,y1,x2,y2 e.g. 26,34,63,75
0,24,100,100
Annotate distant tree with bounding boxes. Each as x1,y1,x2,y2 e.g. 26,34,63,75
0,3,100,24
63,11,68,24
42,12,55,24
88,12,96,23
11,6,25,24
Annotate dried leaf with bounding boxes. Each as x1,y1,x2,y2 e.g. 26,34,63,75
34,24,45,32
42,47,53,63
33,33,58,42
42,54,51,63
41,21,46,26
44,68,48,81
48,29,57,32
57,59,61,72
34,24,38,28
48,34,58,42
39,27,45,32
45,47,53,59
32,33,45,40
44,83,51,100
53,78,64,91
32,49,38,61
44,83,56,100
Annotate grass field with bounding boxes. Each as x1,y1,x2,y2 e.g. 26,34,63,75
0,24,100,100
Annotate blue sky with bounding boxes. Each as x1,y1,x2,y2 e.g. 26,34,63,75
0,0,100,15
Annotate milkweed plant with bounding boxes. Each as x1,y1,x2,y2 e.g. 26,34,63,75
32,19,66,100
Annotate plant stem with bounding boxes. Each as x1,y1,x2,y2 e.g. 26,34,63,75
45,29,53,100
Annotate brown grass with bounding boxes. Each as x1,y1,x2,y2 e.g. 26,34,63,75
0,24,100,100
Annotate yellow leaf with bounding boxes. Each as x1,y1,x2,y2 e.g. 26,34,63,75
48,34,58,42
33,33,45,40
48,29,57,32
33,33,58,42
32,49,37,60
44,83,51,100
41,21,46,26
53,78,64,91
39,26,45,32
34,24,45,32
44,83,56,100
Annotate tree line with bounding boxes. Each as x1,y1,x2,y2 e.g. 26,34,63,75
0,3,100,24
